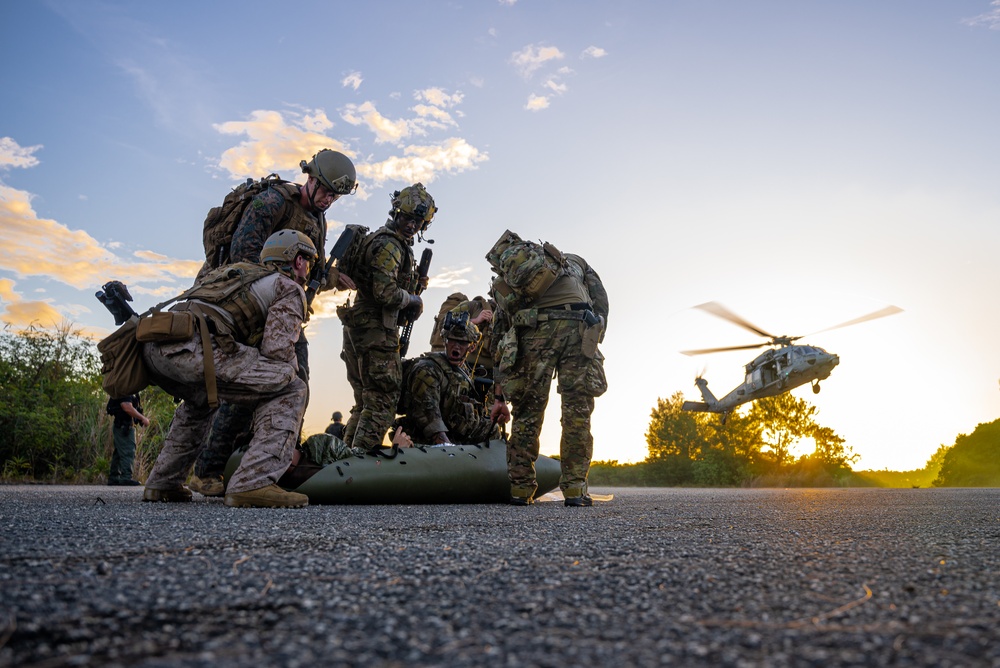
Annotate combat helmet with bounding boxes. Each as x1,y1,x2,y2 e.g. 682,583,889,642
440,311,480,343
260,230,318,266
300,149,358,196
390,182,437,232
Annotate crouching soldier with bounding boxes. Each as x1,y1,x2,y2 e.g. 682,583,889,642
395,312,498,445
141,230,317,508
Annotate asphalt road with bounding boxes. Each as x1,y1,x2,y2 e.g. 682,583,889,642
1,486,998,667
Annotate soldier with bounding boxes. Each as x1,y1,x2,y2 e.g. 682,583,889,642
488,233,609,507
189,149,357,496
396,312,498,445
339,183,436,452
429,294,496,406
142,230,318,508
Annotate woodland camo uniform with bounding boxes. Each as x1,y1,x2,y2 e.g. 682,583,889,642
489,240,609,506
396,315,498,445
339,183,436,452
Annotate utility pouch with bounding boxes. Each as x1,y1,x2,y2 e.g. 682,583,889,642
511,308,538,329
97,317,150,397
136,311,195,343
580,316,605,359
498,327,519,372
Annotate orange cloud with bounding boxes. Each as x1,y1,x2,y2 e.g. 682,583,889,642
0,183,198,291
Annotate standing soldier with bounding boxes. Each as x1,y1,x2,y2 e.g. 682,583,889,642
488,232,609,506
142,230,318,508
189,149,357,496
396,313,498,445
106,393,149,486
339,183,436,452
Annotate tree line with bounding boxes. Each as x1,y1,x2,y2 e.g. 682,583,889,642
1,325,997,486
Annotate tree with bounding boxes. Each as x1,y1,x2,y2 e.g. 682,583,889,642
933,419,1000,487
746,393,817,467
645,393,709,483
0,324,103,477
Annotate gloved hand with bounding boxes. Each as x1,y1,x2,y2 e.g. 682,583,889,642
403,293,423,321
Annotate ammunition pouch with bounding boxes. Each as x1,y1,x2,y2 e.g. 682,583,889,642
135,311,195,343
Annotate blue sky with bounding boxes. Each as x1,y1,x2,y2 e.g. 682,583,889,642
2,1,999,471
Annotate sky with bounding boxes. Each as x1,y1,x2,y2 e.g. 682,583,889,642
2,0,999,472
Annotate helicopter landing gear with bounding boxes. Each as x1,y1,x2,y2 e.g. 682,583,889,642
812,381,821,394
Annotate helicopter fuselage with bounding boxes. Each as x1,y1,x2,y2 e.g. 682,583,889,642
682,344,840,416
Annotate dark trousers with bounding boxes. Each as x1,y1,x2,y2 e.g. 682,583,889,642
109,423,136,482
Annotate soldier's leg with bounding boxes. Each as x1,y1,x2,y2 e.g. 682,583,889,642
352,342,402,452
508,388,550,501
555,344,605,499
341,326,365,445
145,401,215,491
351,327,403,450
108,423,132,482
226,376,308,495
194,402,254,479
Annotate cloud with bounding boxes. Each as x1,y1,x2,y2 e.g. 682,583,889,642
498,0,517,5
342,71,363,90
511,44,566,79
582,46,608,59
1,300,67,330
429,266,473,290
0,137,43,170
544,79,568,95
963,1,1000,29
525,94,550,111
214,109,353,179
341,101,413,144
360,138,488,186
416,88,464,108
0,183,199,293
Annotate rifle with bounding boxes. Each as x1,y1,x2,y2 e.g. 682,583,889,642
95,281,139,326
398,247,433,357
305,224,365,306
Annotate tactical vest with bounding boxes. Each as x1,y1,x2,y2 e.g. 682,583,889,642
181,262,280,347
278,189,328,273
532,254,592,309
403,353,490,443
346,225,416,326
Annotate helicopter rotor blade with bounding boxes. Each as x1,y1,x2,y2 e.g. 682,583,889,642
809,305,903,335
693,302,776,339
681,342,770,356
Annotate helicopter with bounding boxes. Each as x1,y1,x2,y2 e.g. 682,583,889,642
680,301,901,421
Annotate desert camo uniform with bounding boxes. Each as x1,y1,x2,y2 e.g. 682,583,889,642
491,250,609,503
142,265,309,498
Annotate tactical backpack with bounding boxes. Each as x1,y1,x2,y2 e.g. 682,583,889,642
327,223,371,281
201,174,298,271
485,230,565,303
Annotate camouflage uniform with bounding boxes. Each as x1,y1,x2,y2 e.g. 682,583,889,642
430,294,494,384
193,186,323,483
491,252,609,501
339,225,419,450
143,270,308,496
396,352,498,445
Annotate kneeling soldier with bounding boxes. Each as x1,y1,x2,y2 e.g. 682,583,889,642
395,312,498,445
142,230,317,508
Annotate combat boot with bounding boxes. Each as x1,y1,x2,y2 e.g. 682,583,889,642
224,484,309,509
564,494,593,507
142,486,192,503
188,475,225,497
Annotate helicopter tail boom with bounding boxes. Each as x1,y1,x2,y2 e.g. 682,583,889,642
682,377,722,413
